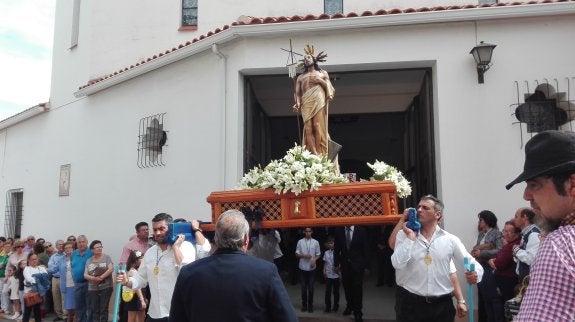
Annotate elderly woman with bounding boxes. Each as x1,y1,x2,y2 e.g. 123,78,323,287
84,240,114,322
59,241,76,322
489,220,522,303
8,240,28,268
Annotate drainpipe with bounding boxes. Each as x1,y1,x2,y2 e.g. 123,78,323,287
211,44,228,189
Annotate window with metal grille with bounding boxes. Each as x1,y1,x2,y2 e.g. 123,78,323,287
137,113,168,168
182,0,198,27
512,79,574,138
324,0,343,15
4,189,23,239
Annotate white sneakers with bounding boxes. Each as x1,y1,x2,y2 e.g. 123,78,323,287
9,312,22,320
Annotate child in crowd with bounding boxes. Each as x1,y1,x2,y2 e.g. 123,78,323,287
1,264,15,315
124,250,147,322
10,262,23,320
323,236,340,313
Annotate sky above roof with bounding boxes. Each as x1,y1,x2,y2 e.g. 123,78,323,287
0,0,55,121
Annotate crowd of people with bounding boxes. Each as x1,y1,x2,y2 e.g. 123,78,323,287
0,213,212,322
0,130,574,322
470,207,542,322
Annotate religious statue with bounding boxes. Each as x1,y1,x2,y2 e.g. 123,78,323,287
292,45,335,157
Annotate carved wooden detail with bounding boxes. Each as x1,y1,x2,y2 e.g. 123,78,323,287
202,181,400,231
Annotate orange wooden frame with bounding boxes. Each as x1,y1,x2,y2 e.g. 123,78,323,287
202,181,401,231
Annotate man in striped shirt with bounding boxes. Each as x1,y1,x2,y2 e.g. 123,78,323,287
506,130,575,321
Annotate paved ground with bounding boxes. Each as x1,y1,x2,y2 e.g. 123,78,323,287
0,272,396,322
0,278,473,322
285,270,397,322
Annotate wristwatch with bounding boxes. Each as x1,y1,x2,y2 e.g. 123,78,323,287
457,299,466,305
192,228,202,233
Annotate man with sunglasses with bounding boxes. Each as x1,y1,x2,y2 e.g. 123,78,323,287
23,235,35,254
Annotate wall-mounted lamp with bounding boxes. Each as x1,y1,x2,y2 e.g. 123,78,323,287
470,41,496,84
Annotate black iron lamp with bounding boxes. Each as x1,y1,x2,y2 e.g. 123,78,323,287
470,41,496,84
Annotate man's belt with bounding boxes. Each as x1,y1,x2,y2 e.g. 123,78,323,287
399,286,452,304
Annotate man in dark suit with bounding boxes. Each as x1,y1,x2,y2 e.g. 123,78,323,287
335,225,370,322
169,209,297,322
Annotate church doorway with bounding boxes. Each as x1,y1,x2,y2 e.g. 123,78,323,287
244,67,436,205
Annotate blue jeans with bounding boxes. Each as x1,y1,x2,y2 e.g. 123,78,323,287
74,281,92,322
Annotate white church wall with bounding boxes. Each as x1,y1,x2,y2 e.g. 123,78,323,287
3,2,574,260
50,0,501,103
218,14,575,248
1,51,224,260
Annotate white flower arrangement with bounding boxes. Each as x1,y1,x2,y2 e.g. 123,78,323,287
367,160,412,199
237,145,347,195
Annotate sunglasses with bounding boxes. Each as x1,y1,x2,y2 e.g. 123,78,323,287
45,244,52,248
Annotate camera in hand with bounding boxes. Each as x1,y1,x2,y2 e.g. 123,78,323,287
164,222,196,244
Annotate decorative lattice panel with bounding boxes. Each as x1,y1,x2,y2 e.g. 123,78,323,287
205,181,399,230
220,200,282,221
315,193,382,218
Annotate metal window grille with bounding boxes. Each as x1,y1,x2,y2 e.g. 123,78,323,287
511,78,575,146
182,0,198,26
137,113,167,168
4,189,23,238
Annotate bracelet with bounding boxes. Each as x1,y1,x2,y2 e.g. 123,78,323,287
457,299,466,305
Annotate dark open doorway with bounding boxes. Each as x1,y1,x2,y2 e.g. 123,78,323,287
244,68,436,205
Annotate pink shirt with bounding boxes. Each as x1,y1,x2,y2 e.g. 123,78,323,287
516,212,575,321
119,238,150,264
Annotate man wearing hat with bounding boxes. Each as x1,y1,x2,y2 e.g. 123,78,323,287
506,130,575,321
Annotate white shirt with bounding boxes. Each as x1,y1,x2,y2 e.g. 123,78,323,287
23,265,48,293
248,230,283,262
323,249,339,279
130,241,210,319
514,224,540,273
391,226,483,297
296,237,321,271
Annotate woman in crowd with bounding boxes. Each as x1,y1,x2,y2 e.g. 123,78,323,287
488,220,521,304
8,241,27,268
471,210,503,322
59,241,76,322
124,250,147,322
22,253,48,322
66,236,77,250
84,240,114,322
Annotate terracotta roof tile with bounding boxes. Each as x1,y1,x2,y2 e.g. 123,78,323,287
78,0,573,90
